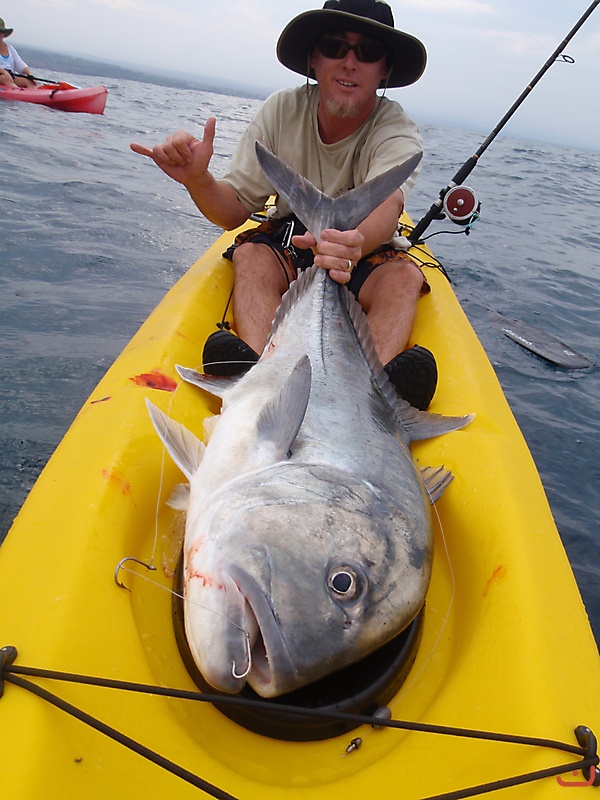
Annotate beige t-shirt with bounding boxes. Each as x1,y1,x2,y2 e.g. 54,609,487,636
222,84,423,219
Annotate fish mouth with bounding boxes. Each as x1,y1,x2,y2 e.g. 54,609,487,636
225,565,296,698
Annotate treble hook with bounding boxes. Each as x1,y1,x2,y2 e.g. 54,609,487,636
114,557,157,591
231,632,252,680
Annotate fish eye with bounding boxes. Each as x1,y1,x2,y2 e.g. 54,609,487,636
328,567,360,600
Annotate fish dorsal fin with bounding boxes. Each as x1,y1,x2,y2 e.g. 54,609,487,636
256,355,312,461
337,276,401,402
146,399,205,480
255,142,422,240
176,365,241,399
420,466,454,504
268,265,319,343
339,284,475,440
394,400,474,442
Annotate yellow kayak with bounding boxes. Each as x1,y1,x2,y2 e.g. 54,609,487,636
1,218,598,798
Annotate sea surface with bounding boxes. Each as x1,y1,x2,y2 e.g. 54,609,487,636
1,66,599,646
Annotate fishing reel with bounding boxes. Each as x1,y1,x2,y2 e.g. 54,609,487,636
407,184,481,246
441,185,481,226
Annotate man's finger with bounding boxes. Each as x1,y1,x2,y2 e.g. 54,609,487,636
203,116,217,145
130,142,153,157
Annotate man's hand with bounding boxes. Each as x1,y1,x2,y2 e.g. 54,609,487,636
130,117,217,189
292,228,364,284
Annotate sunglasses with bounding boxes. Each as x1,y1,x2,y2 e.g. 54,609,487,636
316,37,388,64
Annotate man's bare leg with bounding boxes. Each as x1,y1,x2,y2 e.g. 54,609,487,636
357,258,425,366
231,242,295,355
226,248,434,407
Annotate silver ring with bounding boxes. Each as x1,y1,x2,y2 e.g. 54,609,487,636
347,259,353,272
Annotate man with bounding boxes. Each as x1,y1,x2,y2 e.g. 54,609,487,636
131,0,437,409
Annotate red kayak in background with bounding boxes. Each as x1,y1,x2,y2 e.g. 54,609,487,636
0,82,107,114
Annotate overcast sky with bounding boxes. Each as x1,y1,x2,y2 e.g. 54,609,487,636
3,0,599,150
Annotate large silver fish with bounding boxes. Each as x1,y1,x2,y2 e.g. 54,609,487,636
147,147,472,698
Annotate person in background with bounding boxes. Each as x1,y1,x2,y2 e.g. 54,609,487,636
0,18,36,88
131,0,438,409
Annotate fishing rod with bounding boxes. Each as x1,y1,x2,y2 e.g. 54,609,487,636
408,0,600,244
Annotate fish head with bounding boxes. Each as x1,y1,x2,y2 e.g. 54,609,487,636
184,463,432,698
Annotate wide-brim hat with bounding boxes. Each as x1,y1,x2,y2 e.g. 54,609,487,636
277,0,426,89
0,18,14,36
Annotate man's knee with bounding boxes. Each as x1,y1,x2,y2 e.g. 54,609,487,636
359,257,425,309
391,256,425,287
232,242,292,290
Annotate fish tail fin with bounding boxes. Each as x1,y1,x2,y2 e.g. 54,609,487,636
255,142,421,239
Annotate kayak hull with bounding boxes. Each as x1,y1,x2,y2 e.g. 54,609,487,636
0,218,598,798
0,83,108,114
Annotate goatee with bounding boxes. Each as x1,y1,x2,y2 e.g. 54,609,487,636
324,95,363,119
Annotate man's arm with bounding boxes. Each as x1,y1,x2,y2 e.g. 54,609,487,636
356,188,404,256
292,189,405,285
130,117,249,231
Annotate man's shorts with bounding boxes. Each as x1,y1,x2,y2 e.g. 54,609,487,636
223,215,430,299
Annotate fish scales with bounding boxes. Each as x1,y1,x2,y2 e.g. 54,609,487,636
266,265,425,516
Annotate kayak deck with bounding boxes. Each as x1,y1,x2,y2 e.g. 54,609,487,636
0,219,598,798
0,83,108,114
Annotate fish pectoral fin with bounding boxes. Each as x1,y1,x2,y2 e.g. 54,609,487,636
176,364,241,399
146,399,205,481
420,466,454,503
167,483,190,511
256,355,311,461
395,399,475,442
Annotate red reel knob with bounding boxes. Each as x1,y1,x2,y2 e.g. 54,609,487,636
442,186,480,224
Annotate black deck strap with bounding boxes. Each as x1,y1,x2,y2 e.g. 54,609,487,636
424,755,599,800
2,669,239,800
576,725,600,786
0,661,587,750
397,232,452,283
0,646,17,698
3,652,598,799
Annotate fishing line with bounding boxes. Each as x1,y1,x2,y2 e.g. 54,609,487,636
115,562,238,629
114,386,187,589
150,383,188,566
115,560,253,679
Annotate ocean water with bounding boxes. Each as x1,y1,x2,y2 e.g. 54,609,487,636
1,70,598,646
